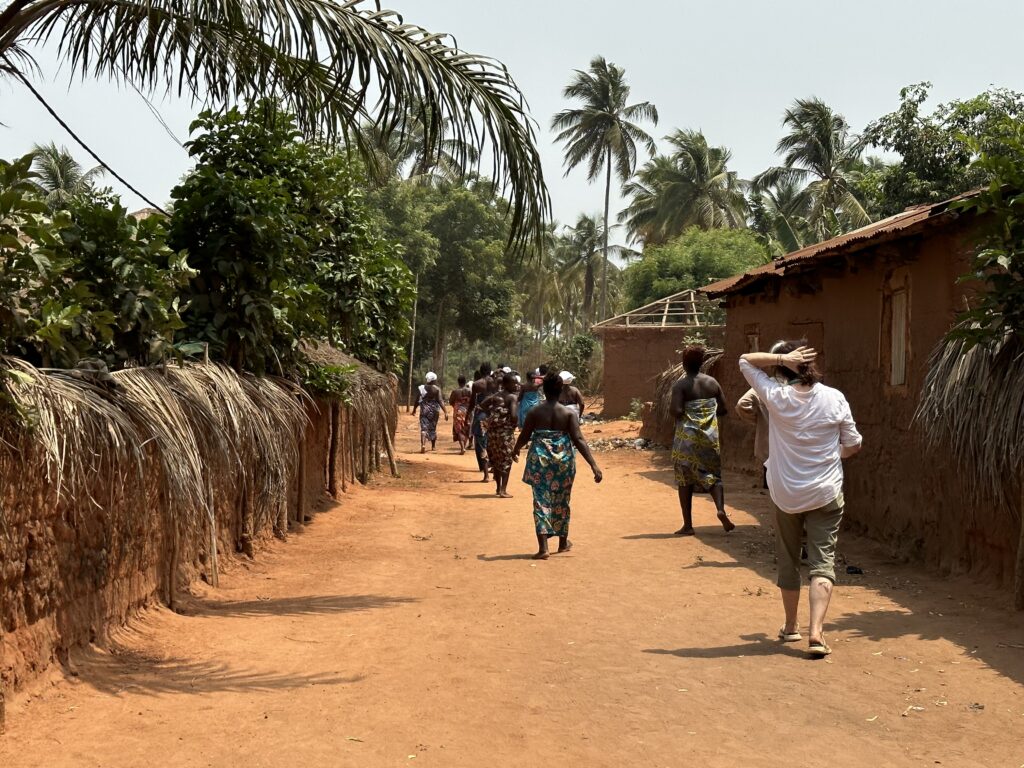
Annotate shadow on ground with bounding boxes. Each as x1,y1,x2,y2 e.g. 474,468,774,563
69,643,362,697
645,632,808,660
188,593,418,618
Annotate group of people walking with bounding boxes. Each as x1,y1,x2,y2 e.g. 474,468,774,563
414,341,861,657
414,362,600,559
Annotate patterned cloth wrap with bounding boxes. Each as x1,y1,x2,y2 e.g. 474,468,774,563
452,391,472,442
484,401,517,474
518,388,542,429
671,397,722,491
419,398,442,442
523,429,577,536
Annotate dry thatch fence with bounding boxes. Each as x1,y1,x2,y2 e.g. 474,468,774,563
0,350,398,727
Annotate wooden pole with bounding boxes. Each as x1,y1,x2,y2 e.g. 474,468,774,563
384,420,400,478
349,410,358,485
1015,487,1024,611
207,480,219,588
339,407,349,493
295,432,307,527
406,272,419,413
328,402,340,498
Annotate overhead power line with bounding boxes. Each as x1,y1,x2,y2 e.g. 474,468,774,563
9,66,169,215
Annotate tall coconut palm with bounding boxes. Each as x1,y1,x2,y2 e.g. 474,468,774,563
551,56,657,319
620,129,747,245
753,97,870,242
748,178,810,257
30,142,105,210
560,214,605,326
0,0,547,248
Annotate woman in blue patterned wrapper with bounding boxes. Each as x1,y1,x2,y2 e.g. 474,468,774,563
670,344,734,535
512,372,603,560
411,372,447,454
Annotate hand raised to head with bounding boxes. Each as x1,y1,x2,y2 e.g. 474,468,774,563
781,346,817,367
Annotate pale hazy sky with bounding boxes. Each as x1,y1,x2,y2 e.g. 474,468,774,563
2,0,1023,247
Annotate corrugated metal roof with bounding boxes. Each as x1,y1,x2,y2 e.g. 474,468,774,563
701,189,980,298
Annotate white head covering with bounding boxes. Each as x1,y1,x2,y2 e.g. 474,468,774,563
502,366,512,374
425,371,437,383
559,370,575,384
514,374,521,383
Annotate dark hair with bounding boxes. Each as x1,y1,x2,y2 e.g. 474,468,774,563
682,344,706,376
502,372,517,390
457,374,467,386
478,362,492,379
542,371,563,400
772,339,822,386
538,364,549,375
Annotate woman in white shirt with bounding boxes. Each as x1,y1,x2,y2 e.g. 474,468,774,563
740,343,862,658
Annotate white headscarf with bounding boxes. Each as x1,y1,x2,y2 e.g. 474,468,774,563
425,371,437,383
559,370,575,384
502,366,512,374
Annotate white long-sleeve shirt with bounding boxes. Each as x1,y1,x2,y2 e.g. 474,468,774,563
739,359,862,514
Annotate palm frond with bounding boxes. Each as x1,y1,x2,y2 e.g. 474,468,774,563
2,0,548,250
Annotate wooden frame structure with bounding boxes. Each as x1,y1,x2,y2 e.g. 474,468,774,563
592,289,711,330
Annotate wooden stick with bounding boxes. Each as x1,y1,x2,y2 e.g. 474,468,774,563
328,401,340,498
384,419,400,478
207,480,219,588
296,430,307,526
339,407,349,493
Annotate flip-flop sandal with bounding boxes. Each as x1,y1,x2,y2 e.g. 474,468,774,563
808,640,832,657
778,628,802,642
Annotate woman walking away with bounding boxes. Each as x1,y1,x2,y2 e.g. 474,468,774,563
670,345,734,535
513,372,603,560
449,375,473,454
412,372,447,453
479,372,519,498
740,343,862,659
517,366,546,428
558,371,586,418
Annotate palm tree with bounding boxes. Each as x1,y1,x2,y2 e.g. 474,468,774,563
30,142,105,210
561,214,605,326
748,178,810,257
620,129,747,245
551,56,657,320
753,97,870,242
0,0,547,248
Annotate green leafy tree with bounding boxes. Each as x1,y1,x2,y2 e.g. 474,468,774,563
620,130,747,246
753,97,870,242
624,227,769,309
748,178,810,257
863,82,1024,216
0,0,547,249
30,143,105,212
169,101,412,373
552,56,658,320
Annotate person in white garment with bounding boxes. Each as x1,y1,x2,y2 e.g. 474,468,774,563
739,342,862,658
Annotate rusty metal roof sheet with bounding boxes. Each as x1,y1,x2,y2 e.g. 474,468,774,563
701,190,980,298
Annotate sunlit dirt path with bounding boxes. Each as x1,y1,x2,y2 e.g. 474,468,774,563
2,413,1023,767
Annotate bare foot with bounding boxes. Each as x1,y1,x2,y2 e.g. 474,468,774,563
557,539,573,553
499,492,513,499
674,526,696,536
420,445,426,454
532,551,549,560
717,511,736,532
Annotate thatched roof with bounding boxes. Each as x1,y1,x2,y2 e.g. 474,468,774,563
301,341,397,438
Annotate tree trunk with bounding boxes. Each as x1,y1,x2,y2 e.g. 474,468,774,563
406,273,419,412
584,261,595,325
295,433,307,526
601,146,612,322
432,297,447,374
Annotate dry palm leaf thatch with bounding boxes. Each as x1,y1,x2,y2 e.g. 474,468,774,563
0,358,309,555
915,332,1024,513
647,349,724,444
302,342,397,433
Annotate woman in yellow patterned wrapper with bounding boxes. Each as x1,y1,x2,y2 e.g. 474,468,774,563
670,345,734,535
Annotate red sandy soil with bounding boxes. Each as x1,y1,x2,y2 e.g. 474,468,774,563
1,413,1023,767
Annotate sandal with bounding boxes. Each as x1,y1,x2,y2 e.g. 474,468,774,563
808,639,832,657
778,627,802,642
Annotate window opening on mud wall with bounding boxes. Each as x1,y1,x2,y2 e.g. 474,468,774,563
890,288,908,386
744,324,760,352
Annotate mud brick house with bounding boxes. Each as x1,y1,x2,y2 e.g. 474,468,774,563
593,289,723,418
701,192,1018,586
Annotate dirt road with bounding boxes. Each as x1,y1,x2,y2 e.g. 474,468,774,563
2,413,1023,767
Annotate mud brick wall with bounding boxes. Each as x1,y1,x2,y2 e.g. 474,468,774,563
599,325,725,418
0,396,345,720
713,224,1019,586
